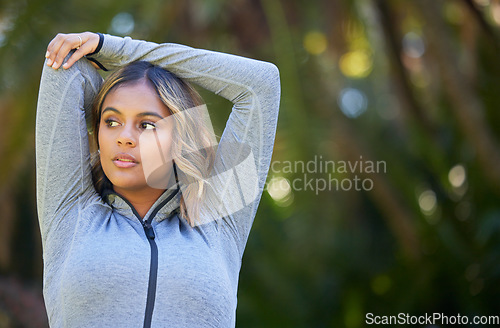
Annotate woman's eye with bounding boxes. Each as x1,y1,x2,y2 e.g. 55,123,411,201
141,122,156,130
105,119,120,127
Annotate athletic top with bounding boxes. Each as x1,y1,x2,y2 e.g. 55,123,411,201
35,33,280,328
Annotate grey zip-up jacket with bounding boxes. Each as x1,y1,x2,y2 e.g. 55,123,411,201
35,34,280,328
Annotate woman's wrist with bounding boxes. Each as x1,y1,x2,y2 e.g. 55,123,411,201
86,32,104,57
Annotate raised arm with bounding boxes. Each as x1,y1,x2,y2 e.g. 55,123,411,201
85,34,281,256
36,39,103,243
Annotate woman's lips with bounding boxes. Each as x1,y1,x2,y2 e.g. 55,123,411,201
112,153,138,168
113,159,138,168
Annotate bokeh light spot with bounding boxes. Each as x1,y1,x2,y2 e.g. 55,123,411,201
419,189,437,216
402,32,425,58
338,88,368,118
303,31,328,55
109,12,135,36
339,50,372,78
267,177,293,207
448,164,466,188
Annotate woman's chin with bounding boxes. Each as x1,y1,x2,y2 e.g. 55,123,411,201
109,177,150,193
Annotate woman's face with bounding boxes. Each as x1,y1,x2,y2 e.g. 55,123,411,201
98,79,174,193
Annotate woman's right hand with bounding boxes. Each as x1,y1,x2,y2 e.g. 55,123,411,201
45,32,100,70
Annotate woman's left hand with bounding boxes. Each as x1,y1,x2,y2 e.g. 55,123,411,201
45,32,100,70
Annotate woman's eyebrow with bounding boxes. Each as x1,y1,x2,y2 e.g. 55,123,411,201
137,112,164,119
101,108,163,120
102,107,121,115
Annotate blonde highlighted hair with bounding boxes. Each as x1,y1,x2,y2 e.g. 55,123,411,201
90,61,215,226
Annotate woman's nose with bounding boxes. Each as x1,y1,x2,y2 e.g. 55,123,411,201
117,126,137,147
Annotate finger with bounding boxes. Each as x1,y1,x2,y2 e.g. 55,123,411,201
46,33,67,67
62,42,93,69
61,50,83,69
52,36,81,69
46,34,61,56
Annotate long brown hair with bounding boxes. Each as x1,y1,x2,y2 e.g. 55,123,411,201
90,61,215,225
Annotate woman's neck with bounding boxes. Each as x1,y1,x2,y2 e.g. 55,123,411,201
113,186,165,219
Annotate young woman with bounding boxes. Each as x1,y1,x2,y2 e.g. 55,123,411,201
36,32,280,327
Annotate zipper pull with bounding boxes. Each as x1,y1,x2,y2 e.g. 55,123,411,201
143,222,155,240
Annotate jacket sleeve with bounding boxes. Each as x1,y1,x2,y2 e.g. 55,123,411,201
35,56,103,243
88,34,281,257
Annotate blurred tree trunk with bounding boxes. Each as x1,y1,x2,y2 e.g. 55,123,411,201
462,0,500,48
373,0,439,140
260,0,311,160
332,123,421,261
414,0,500,196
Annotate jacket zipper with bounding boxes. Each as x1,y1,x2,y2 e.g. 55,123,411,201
141,219,158,328
113,189,179,328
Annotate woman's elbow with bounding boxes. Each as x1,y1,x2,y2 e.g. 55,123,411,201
258,62,281,98
265,62,280,89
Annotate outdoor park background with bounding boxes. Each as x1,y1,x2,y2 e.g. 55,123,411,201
1,0,500,327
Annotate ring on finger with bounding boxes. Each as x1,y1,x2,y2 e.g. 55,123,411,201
76,35,82,49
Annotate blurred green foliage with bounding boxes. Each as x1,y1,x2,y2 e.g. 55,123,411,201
1,0,500,327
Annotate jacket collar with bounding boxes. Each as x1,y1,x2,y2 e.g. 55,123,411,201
102,186,181,222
